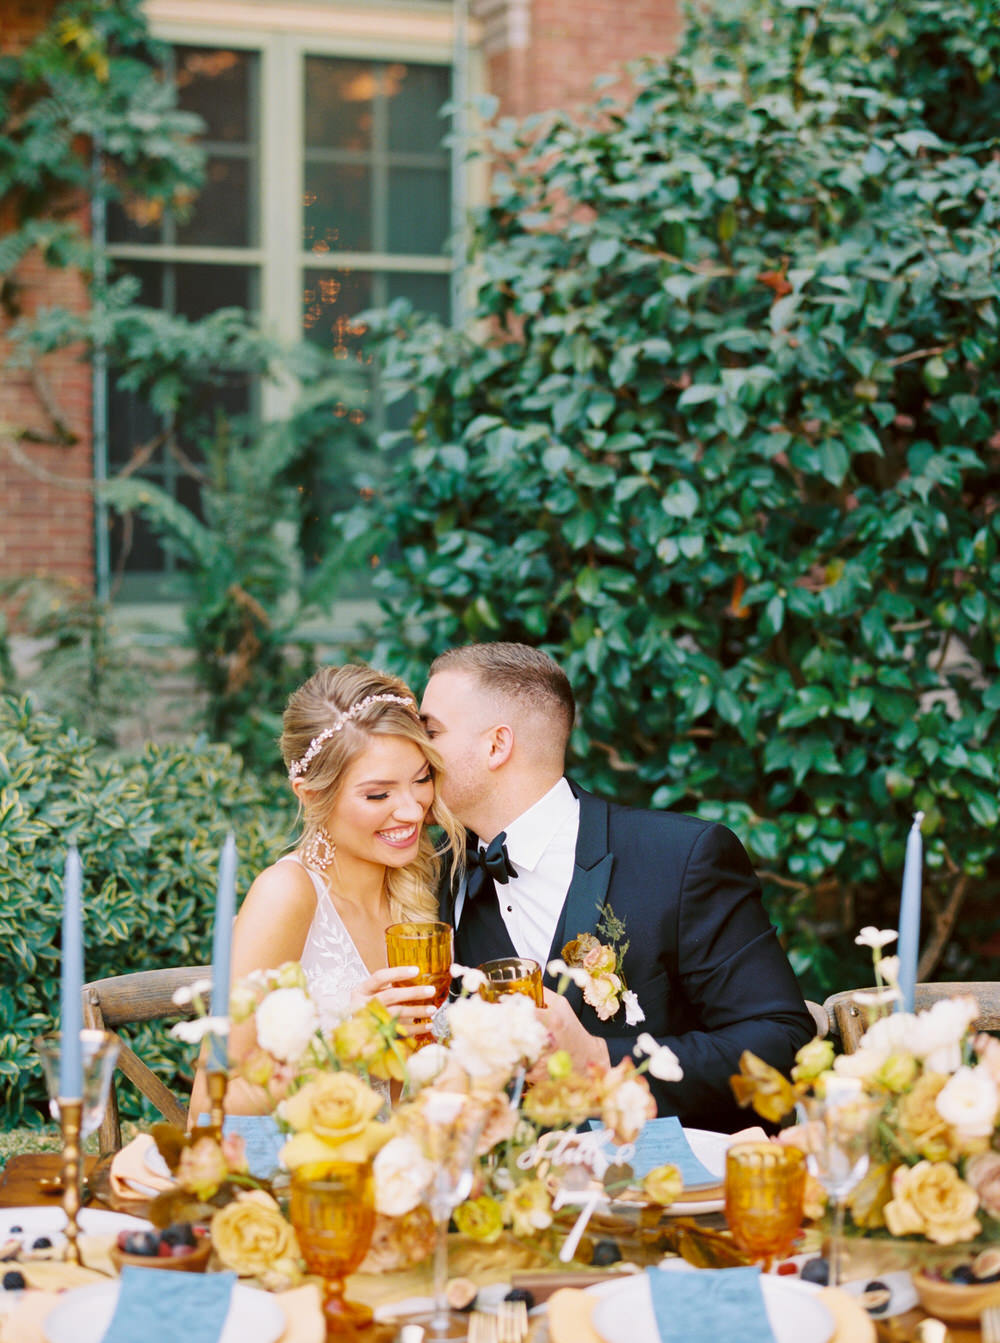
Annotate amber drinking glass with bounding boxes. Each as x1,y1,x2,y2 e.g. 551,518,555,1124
385,921,453,1044
725,1142,806,1271
289,1163,376,1332
478,956,544,1006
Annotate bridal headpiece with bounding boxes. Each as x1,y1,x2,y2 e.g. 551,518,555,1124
288,692,417,781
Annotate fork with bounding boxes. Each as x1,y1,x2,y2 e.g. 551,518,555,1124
982,1305,1000,1343
496,1298,529,1343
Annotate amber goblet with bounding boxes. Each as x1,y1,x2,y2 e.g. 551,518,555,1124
725,1141,806,1271
385,921,453,1045
289,1163,376,1332
478,957,544,1006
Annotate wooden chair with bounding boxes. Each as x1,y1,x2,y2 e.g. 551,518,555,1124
804,999,829,1040
82,965,211,1155
823,982,1000,1054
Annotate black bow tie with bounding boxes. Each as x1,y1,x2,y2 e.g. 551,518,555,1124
465,832,518,902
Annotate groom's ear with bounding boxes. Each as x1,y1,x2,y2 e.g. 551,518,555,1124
485,723,514,770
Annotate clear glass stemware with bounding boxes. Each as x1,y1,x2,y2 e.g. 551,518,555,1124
34,1029,120,1142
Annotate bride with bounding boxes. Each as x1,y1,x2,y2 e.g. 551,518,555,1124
190,663,462,1118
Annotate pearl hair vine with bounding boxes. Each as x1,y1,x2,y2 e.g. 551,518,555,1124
287,692,417,781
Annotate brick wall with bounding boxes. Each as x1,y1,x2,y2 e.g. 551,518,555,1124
475,0,681,120
0,0,95,591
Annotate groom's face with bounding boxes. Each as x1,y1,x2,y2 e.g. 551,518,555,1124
420,669,496,824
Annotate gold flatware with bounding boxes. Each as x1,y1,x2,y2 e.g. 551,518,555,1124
496,1298,529,1343
467,1311,499,1343
981,1305,1000,1343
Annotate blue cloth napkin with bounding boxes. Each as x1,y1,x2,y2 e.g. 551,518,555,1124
101,1266,236,1343
589,1115,718,1186
646,1266,776,1343
222,1113,284,1178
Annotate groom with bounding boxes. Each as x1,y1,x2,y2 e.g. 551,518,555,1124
420,641,814,1132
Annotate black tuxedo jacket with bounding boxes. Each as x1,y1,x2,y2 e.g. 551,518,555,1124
442,781,814,1132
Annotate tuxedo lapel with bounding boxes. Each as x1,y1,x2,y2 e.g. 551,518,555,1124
547,783,614,1016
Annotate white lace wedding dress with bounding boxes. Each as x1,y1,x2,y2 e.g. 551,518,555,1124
278,853,370,1031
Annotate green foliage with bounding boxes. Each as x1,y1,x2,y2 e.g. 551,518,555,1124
0,695,293,1127
341,0,1000,995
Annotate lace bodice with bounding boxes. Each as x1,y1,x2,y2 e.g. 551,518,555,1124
279,854,369,1032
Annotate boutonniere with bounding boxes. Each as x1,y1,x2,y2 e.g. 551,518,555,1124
549,905,645,1025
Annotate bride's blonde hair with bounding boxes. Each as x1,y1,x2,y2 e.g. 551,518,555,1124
281,663,460,922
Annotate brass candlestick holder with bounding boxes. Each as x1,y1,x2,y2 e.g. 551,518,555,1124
206,1069,228,1134
59,1097,84,1265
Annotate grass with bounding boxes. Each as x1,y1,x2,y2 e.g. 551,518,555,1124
0,1125,64,1171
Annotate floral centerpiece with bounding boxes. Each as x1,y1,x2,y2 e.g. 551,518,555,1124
732,927,1000,1258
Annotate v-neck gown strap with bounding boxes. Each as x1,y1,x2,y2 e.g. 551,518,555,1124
279,853,370,1032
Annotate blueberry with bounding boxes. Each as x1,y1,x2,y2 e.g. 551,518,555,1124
592,1239,622,1267
123,1230,159,1257
161,1223,196,1248
9,1226,22,1234
3,1270,27,1290
861,1281,892,1316
31,1236,52,1250
950,1265,977,1285
504,1288,536,1310
800,1258,830,1286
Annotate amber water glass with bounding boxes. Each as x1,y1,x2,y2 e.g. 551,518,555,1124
478,957,544,1006
725,1142,806,1271
289,1164,376,1332
385,921,453,1044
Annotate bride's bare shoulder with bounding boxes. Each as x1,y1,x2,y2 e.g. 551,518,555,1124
239,855,317,918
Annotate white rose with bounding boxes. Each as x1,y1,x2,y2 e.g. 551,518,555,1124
911,998,980,1074
447,995,547,1079
255,987,318,1063
373,1137,433,1216
833,1045,889,1082
407,1044,451,1089
935,1065,1000,1138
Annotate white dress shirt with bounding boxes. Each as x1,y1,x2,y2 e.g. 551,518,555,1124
459,778,580,968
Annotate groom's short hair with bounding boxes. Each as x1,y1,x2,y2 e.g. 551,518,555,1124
430,642,575,750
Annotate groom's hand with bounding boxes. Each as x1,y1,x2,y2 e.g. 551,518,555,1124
531,988,610,1077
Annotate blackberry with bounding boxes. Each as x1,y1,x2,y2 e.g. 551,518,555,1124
3,1270,27,1291
31,1237,52,1250
591,1240,622,1267
161,1223,197,1248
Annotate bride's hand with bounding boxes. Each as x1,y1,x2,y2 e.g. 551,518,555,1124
349,966,437,1022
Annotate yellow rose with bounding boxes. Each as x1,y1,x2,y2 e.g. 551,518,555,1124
896,1073,956,1161
502,1179,553,1238
883,1161,981,1245
454,1195,505,1243
211,1190,301,1288
333,1003,413,1082
523,1074,601,1128
642,1164,684,1206
281,1071,384,1141
791,1038,835,1084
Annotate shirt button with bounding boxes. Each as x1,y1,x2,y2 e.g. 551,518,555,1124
506,905,513,912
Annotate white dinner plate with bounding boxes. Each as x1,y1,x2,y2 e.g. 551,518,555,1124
43,1279,286,1343
588,1267,834,1343
660,1128,727,1215
0,1206,152,1247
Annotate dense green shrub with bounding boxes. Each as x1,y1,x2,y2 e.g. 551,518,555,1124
343,0,1000,995
0,696,294,1127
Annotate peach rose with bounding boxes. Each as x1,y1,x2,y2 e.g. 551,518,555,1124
965,1151,1000,1220
883,1161,981,1245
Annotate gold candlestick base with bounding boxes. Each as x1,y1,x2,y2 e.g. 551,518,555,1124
206,1069,228,1135
59,1098,84,1266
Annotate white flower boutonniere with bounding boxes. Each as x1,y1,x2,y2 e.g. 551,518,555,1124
551,905,644,1024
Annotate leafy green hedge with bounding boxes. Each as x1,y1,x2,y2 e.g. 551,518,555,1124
0,696,293,1127
343,0,1000,995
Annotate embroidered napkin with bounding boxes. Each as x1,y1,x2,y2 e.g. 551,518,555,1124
646,1266,776,1343
109,1133,177,1201
100,1266,236,1343
589,1116,718,1186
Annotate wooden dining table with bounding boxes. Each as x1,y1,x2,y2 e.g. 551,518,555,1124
0,1152,984,1342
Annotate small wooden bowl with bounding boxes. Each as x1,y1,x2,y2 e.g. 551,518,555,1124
110,1236,212,1274
912,1270,1000,1322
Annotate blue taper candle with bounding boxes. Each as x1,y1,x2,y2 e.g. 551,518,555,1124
208,833,237,1071
58,848,84,1097
896,811,925,1015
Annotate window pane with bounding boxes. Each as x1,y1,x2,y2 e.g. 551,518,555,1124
387,167,450,254
303,267,373,357
176,47,254,144
387,271,450,323
177,156,254,247
386,63,450,154
173,262,254,322
304,57,373,151
304,162,372,252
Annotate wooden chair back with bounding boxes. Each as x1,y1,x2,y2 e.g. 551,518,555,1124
81,965,211,1155
824,982,1000,1054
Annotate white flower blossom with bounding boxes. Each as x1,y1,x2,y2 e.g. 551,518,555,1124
855,927,899,950
936,1066,999,1138
852,987,902,1010
633,1033,683,1081
622,990,645,1026
373,1137,434,1216
406,1044,451,1088
449,963,488,993
170,1016,228,1044
171,977,213,1007
254,987,318,1063
878,956,900,987
447,994,548,1079
911,997,980,1074
546,958,590,989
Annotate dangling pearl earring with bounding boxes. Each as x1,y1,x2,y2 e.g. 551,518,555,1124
302,827,335,871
